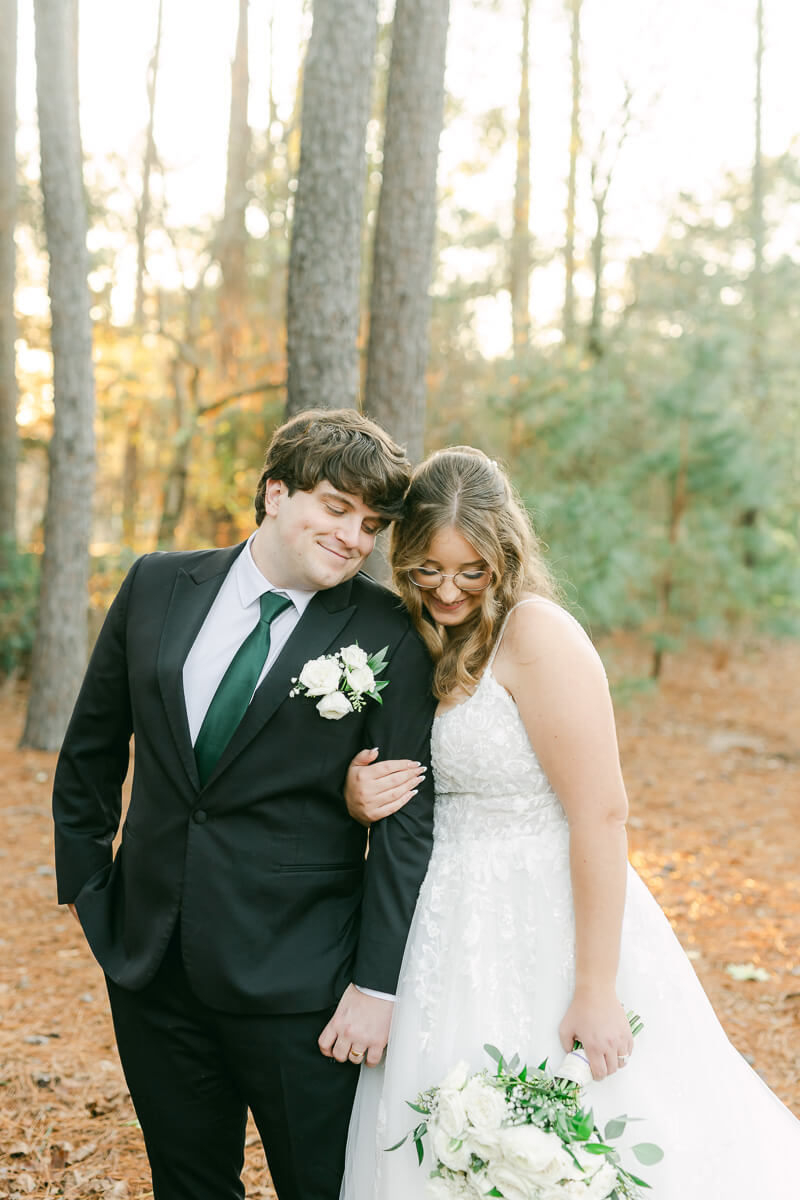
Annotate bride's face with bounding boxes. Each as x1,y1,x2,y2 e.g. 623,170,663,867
411,527,491,627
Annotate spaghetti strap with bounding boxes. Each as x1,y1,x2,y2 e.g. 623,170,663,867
487,596,589,667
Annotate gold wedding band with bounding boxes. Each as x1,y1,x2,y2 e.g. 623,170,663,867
348,1047,366,1061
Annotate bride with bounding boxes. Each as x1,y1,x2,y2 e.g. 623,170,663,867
339,446,800,1198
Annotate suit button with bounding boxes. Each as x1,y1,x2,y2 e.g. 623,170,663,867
193,809,208,824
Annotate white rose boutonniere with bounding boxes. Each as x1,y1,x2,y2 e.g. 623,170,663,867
290,644,389,720
316,691,353,720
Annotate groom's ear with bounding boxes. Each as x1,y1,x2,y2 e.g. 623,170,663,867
262,478,289,517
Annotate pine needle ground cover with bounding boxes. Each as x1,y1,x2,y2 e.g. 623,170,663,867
0,637,798,1198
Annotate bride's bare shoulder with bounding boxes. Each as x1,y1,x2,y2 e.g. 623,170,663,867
496,595,603,677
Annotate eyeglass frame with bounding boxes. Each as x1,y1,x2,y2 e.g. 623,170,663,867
406,567,494,594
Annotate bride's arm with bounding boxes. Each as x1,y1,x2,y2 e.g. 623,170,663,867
344,748,427,825
495,601,634,1081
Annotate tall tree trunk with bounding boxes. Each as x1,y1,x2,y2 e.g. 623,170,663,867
134,0,163,328
364,0,450,462
750,0,765,406
285,0,378,417
157,356,199,549
587,85,632,358
0,0,17,558
218,0,251,371
510,0,531,359
563,0,581,346
22,0,95,750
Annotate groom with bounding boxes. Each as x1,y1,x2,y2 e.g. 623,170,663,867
52,409,436,1200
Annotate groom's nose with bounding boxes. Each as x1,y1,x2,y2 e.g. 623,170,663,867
333,513,365,551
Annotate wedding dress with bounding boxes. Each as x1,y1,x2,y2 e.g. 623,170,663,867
341,598,800,1199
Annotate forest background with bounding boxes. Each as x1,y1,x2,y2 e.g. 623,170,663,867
1,1,799,1194
2,0,800,747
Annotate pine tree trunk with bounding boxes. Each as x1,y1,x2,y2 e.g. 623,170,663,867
134,0,163,328
0,0,17,556
510,0,531,359
285,0,378,418
751,0,765,406
218,0,251,370
22,0,95,750
563,0,581,346
364,0,450,462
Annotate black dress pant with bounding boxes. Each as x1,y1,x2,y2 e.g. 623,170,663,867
106,932,360,1200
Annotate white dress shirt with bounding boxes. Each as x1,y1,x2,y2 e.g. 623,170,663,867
182,533,315,745
181,533,394,1003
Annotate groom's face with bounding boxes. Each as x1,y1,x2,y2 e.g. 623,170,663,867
255,479,387,591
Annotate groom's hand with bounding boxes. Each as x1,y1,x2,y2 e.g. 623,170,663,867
318,983,393,1067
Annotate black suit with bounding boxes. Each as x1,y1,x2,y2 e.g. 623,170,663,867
53,543,436,1199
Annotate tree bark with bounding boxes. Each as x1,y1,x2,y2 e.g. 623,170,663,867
364,0,450,462
134,0,163,328
217,0,251,370
587,85,633,357
510,0,531,359
750,0,766,406
285,0,378,417
22,0,96,750
563,0,581,346
0,0,17,556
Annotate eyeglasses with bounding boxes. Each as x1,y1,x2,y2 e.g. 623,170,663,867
407,567,493,593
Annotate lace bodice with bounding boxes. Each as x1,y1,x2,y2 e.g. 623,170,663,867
430,599,569,846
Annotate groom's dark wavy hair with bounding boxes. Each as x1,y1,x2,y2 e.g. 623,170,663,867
254,408,411,525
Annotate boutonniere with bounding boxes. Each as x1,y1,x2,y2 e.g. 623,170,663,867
290,644,389,720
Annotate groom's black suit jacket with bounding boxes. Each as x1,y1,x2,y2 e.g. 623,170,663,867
53,543,436,1014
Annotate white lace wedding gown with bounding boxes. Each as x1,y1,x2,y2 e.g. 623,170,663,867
340,598,800,1199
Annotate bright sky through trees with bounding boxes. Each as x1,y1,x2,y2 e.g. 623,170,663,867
14,0,800,349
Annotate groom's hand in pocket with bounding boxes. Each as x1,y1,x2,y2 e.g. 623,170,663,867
318,983,393,1066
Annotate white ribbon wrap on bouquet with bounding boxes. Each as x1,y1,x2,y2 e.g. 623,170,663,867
555,1048,594,1087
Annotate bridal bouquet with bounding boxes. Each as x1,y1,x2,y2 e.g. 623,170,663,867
392,1022,662,1199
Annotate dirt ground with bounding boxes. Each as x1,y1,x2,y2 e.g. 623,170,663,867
1,636,798,1198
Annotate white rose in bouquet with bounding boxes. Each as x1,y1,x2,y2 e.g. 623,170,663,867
498,1123,566,1175
465,1123,501,1163
466,1168,492,1197
424,1176,456,1199
462,1076,507,1131
340,644,369,669
485,1161,532,1200
316,690,353,720
345,665,375,695
435,1088,468,1139
432,1124,471,1173
564,1154,617,1199
297,655,341,696
439,1060,471,1091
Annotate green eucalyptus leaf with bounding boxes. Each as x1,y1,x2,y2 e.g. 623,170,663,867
604,1117,627,1139
632,1143,665,1165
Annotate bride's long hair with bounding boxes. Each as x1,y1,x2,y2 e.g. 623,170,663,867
390,447,558,701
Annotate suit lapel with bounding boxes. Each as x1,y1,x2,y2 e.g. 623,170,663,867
157,544,246,790
204,578,357,787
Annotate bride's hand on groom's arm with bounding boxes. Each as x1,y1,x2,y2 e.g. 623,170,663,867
318,983,393,1066
345,749,427,826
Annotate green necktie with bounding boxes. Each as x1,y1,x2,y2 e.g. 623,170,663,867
194,591,293,786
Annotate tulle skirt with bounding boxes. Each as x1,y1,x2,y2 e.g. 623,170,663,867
341,839,800,1199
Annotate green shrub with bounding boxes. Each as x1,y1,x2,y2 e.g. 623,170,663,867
0,541,40,678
